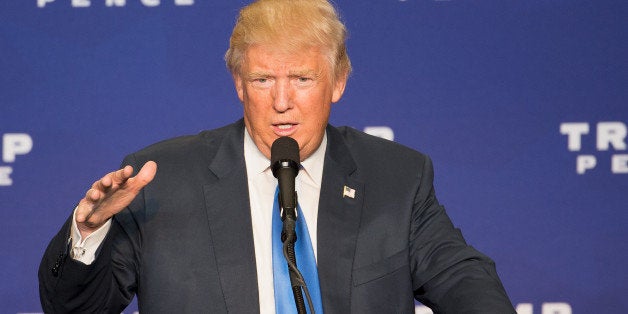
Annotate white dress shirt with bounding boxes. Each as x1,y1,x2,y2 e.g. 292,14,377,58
70,129,327,313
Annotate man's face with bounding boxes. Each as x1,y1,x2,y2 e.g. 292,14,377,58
234,44,347,161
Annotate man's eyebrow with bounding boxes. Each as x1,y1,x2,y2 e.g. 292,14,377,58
245,71,272,79
289,69,321,77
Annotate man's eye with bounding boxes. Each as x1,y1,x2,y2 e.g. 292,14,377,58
295,77,314,86
250,78,272,87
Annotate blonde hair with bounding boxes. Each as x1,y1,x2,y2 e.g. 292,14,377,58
225,0,351,81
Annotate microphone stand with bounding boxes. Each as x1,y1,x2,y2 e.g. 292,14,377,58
280,192,315,314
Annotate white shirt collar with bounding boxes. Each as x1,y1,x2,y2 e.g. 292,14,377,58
300,133,326,188
243,129,272,175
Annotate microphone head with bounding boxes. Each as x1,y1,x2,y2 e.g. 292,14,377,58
271,136,300,164
271,137,300,177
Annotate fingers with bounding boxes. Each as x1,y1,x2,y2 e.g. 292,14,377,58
75,161,158,228
90,165,132,194
102,165,133,189
109,161,157,193
112,165,134,185
75,198,95,224
85,188,101,203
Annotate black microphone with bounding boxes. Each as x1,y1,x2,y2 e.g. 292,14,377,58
271,136,312,314
271,136,300,220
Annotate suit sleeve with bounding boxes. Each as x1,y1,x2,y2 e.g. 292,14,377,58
38,155,143,313
409,156,516,314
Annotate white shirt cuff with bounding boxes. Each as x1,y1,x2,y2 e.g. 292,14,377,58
70,207,112,265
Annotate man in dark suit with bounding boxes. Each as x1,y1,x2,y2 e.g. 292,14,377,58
39,0,515,313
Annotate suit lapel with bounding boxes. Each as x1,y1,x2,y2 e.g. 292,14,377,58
203,121,260,313
317,126,364,313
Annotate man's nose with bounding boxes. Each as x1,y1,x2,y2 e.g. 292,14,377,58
272,79,293,112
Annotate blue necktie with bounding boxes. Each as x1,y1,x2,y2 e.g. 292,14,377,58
272,187,323,314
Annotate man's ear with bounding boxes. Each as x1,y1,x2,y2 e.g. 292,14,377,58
233,73,245,103
331,71,348,103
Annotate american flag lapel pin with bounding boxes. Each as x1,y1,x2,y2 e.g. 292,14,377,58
343,185,356,199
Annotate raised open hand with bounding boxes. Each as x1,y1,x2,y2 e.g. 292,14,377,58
75,161,157,238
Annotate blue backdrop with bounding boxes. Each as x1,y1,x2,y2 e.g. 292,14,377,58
1,0,627,313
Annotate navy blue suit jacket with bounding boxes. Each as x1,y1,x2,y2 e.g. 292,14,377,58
39,120,514,313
